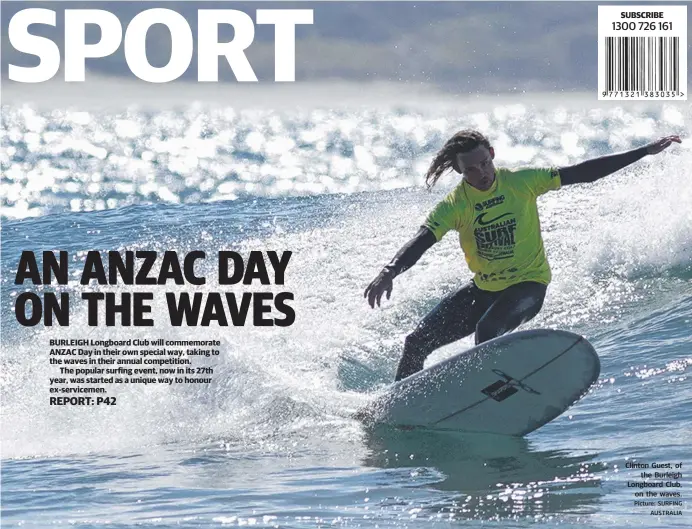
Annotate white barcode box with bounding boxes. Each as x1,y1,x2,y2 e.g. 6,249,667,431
598,5,687,100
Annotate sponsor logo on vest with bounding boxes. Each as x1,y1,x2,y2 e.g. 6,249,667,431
474,195,506,212
474,212,513,226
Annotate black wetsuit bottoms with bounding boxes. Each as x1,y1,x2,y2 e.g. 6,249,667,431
394,281,547,381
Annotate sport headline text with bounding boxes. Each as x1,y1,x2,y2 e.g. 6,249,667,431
8,8,313,83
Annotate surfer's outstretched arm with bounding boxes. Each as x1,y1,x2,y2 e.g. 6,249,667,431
559,135,681,185
364,227,437,308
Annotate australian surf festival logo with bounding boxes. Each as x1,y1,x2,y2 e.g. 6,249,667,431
473,211,517,261
472,195,517,262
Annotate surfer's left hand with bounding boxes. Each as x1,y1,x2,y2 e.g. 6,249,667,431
646,135,682,155
364,269,394,308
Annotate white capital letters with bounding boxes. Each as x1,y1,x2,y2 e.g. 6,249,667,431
8,9,60,83
65,10,122,82
8,7,313,84
198,10,257,82
256,9,313,82
125,8,193,83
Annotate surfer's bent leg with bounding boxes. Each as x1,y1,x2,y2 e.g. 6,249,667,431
474,281,547,345
395,281,491,381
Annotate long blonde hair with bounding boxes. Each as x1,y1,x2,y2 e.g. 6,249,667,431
425,129,491,189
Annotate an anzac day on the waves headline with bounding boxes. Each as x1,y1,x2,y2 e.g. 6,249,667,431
14,251,295,327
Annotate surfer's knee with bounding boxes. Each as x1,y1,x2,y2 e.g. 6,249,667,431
524,292,545,320
475,284,547,344
475,318,505,345
475,300,539,344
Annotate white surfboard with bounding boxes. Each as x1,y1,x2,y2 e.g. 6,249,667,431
357,329,600,436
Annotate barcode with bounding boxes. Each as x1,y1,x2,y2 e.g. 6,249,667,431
598,6,686,100
603,36,679,92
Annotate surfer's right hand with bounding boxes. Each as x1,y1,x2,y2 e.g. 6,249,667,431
645,135,681,155
364,269,394,308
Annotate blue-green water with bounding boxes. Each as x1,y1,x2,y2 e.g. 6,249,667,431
1,93,691,528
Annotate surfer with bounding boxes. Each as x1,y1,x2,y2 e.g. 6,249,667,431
364,130,681,381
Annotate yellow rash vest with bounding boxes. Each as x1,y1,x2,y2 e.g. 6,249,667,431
424,167,561,291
